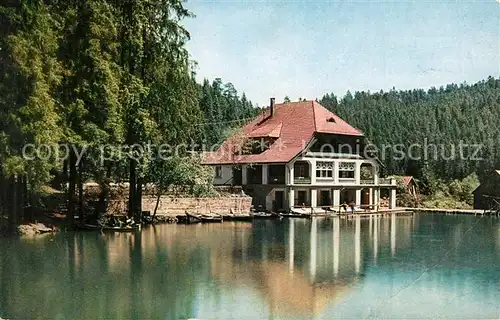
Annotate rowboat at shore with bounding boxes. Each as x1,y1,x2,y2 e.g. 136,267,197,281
222,214,253,222
77,224,139,232
279,213,312,219
185,212,223,223
200,214,223,223
251,212,280,219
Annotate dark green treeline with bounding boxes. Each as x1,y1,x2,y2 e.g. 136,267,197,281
319,77,500,185
0,0,257,231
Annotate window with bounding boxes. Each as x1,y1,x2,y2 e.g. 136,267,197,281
316,161,334,178
215,166,222,178
294,162,309,177
295,190,308,206
339,162,355,179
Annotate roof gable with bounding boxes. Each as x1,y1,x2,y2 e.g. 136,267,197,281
312,101,363,136
203,100,365,165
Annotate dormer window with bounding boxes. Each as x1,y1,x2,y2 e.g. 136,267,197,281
238,137,276,155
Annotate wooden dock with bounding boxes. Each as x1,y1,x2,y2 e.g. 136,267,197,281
410,207,498,216
311,207,498,218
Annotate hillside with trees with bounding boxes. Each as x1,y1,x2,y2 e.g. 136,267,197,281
319,77,500,182
319,78,499,207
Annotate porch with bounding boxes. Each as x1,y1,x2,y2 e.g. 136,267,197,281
284,185,397,212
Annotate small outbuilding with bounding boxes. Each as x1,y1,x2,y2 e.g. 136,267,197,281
473,170,500,210
402,176,419,200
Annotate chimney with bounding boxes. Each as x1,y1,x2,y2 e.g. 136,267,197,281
270,97,275,117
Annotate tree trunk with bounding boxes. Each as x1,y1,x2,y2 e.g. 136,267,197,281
67,149,77,227
8,175,18,233
29,189,37,222
78,159,84,220
152,193,161,224
128,157,136,218
0,163,4,217
135,176,143,223
18,175,25,223
98,162,112,218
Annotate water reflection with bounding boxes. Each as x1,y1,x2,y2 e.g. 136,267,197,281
391,213,396,256
355,215,361,274
310,217,317,281
288,218,294,273
373,215,379,263
333,217,339,277
0,214,499,319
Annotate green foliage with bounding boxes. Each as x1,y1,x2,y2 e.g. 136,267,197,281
198,78,259,147
319,78,500,184
148,155,215,197
419,173,479,209
1,0,64,190
1,0,243,223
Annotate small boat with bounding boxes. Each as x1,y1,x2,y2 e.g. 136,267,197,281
176,215,188,224
77,224,139,232
101,225,139,232
77,224,101,230
185,212,202,224
279,212,312,219
223,214,253,222
200,214,223,223
252,212,280,219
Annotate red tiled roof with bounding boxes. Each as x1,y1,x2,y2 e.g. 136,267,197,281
247,122,282,138
203,100,363,165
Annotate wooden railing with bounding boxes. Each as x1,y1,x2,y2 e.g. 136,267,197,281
360,179,375,185
379,178,392,185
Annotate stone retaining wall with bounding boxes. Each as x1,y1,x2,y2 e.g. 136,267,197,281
107,195,252,216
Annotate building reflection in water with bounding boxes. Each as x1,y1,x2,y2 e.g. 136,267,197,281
98,215,425,318
373,215,379,264
355,215,361,274
208,217,356,318
310,217,317,281
391,213,397,256
288,218,294,273
369,214,373,238
333,217,340,277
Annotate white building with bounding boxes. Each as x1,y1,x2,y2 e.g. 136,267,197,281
203,99,396,212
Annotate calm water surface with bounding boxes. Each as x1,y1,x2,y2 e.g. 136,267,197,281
1,213,499,319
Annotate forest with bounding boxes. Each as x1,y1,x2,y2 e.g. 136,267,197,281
319,77,500,182
319,78,500,207
0,0,257,232
0,1,498,232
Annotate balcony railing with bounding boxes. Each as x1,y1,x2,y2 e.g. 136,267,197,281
294,177,311,184
379,178,392,185
360,179,375,185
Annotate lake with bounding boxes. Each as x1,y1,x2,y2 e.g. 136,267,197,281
1,213,499,319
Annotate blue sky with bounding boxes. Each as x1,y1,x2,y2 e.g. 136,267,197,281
183,0,500,106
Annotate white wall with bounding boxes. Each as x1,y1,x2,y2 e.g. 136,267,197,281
213,165,234,185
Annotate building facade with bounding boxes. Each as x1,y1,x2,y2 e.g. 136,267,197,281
204,99,396,212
